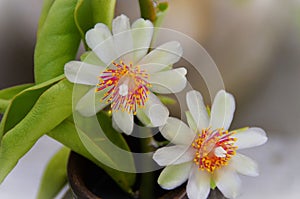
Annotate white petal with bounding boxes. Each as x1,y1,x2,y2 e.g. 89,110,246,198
135,108,151,126
153,145,194,166
76,87,110,117
131,18,153,63
209,90,235,130
112,15,133,63
138,41,183,73
137,92,169,127
80,51,106,66
230,153,259,176
149,67,187,94
112,111,134,135
64,61,104,85
215,167,241,199
186,111,197,132
158,162,192,190
186,167,211,199
86,23,111,48
112,117,122,133
159,117,195,145
232,127,268,150
112,14,130,35
86,23,117,65
186,90,210,130
139,63,169,74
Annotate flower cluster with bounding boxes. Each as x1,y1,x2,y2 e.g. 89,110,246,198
64,14,268,199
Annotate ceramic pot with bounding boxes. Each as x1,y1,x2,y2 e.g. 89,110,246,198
67,152,227,199
67,152,133,199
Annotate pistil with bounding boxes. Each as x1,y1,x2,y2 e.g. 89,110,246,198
96,60,151,114
192,128,237,173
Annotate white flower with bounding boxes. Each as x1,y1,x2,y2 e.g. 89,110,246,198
64,14,187,135
153,90,268,199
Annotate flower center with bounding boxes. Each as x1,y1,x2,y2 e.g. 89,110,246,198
192,128,237,173
96,61,151,114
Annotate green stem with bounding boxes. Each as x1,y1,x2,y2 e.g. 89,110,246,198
139,130,155,199
138,0,156,22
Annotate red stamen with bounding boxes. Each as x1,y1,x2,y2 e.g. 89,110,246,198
96,61,151,114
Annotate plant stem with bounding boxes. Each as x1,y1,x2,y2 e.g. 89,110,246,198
138,0,156,22
139,170,155,199
139,129,155,199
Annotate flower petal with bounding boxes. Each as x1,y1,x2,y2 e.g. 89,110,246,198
138,41,183,73
137,92,169,127
131,18,153,63
233,127,268,150
153,145,194,166
159,117,195,145
149,67,187,94
76,87,110,117
230,153,259,176
112,110,134,135
112,117,122,133
186,167,211,199
186,90,209,130
112,14,130,35
186,111,197,132
86,23,117,65
135,108,151,126
158,162,192,190
215,167,241,199
209,90,235,130
80,51,106,66
64,61,105,85
112,15,133,63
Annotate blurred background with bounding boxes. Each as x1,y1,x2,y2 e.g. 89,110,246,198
1,0,300,198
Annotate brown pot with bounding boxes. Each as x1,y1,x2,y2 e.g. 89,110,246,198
67,152,226,199
67,152,135,199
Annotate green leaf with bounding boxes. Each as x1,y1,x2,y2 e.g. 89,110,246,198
75,111,136,185
96,112,132,152
34,0,81,83
0,84,33,101
74,0,116,49
0,75,64,139
0,84,33,113
37,147,70,199
0,100,8,115
47,117,136,195
37,0,56,35
90,0,116,29
0,79,73,183
74,0,92,46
